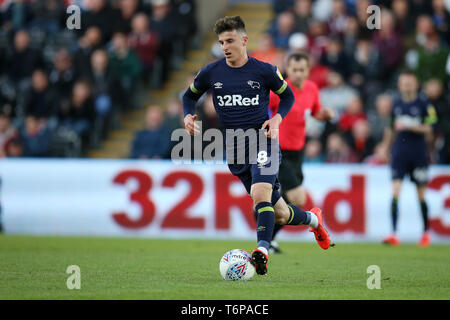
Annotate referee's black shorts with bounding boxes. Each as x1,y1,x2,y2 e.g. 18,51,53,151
278,149,304,193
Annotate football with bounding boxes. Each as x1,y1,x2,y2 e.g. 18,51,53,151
219,249,256,281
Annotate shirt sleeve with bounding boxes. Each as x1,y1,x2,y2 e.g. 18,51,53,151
266,64,288,96
423,102,438,125
189,67,210,97
183,67,210,116
268,90,280,118
310,84,322,116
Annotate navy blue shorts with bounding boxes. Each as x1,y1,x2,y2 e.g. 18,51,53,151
227,135,282,198
391,147,428,185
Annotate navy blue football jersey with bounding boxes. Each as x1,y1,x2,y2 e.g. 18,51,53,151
189,57,288,130
391,95,437,150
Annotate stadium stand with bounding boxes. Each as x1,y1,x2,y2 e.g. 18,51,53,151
0,0,449,164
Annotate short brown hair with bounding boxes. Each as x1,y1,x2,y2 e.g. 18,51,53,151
213,16,246,35
287,53,310,66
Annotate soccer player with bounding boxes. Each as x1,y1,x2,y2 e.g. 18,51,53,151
182,16,332,276
265,53,335,253
382,70,437,247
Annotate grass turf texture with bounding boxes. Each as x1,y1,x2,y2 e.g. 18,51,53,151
1,235,449,300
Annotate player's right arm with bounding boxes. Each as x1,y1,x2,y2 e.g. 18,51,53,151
182,68,210,136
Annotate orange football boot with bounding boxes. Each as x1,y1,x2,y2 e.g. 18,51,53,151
382,234,400,246
418,232,431,247
309,207,331,250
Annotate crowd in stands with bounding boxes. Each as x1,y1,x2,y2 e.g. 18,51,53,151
0,0,197,157
259,0,450,165
197,0,450,165
1,0,450,165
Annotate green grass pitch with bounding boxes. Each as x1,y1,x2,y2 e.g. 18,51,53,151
1,234,449,300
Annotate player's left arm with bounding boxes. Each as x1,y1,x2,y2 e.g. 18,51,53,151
401,104,438,135
262,66,295,139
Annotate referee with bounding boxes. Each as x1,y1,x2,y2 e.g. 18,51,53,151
265,53,334,253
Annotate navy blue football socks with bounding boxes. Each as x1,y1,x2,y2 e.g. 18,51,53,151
285,204,311,225
255,202,275,251
391,198,398,232
420,200,429,232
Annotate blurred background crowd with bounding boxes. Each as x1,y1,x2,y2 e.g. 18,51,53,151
0,0,449,164
0,0,196,157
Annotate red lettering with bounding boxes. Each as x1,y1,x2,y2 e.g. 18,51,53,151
215,173,254,230
428,175,450,236
112,170,155,229
322,175,365,233
161,171,205,229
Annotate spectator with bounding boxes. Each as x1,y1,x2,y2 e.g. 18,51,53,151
307,20,329,60
364,142,390,165
423,78,450,163
128,13,160,83
49,48,78,106
320,71,358,119
273,0,295,15
89,49,125,115
338,95,367,133
250,33,283,67
81,0,120,43
367,93,393,144
348,36,384,96
19,115,51,157
320,37,350,80
24,69,57,120
292,0,314,34
391,0,416,37
0,110,18,157
308,53,331,89
149,0,177,84
30,0,65,34
325,132,359,163
355,0,374,38
312,0,333,22
415,33,450,85
7,30,44,83
109,31,143,107
4,137,24,158
342,16,359,57
271,11,296,49
58,80,95,147
1,0,34,32
288,32,309,56
348,119,376,161
328,0,349,37
115,0,141,34
304,138,325,163
431,0,450,45
414,15,436,48
130,105,172,159
373,10,405,83
73,26,104,78
172,0,197,56
164,98,183,132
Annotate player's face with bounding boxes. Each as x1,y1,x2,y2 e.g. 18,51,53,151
286,58,309,87
398,74,418,95
218,30,248,63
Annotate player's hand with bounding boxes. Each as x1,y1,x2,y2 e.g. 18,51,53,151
394,119,407,131
262,114,282,139
314,108,335,121
184,114,200,136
